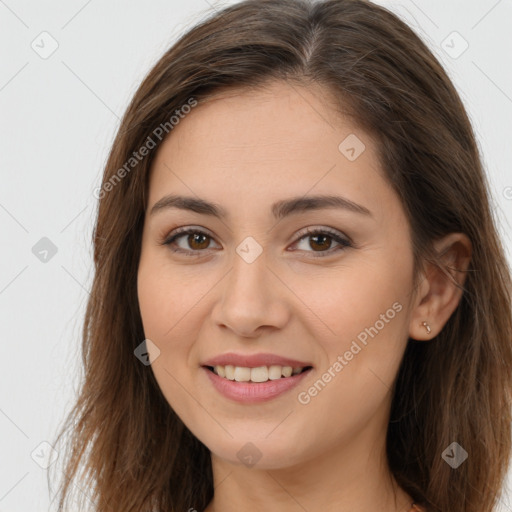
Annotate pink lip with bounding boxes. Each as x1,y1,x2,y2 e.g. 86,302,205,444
203,366,313,403
201,352,313,368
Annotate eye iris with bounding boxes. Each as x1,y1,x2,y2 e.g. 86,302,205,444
310,233,332,251
189,232,209,250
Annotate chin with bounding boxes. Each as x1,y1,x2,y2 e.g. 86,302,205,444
205,434,308,470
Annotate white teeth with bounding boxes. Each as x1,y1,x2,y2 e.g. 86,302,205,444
268,365,282,380
224,365,235,380
281,366,292,378
234,367,251,382
250,366,268,382
212,364,308,382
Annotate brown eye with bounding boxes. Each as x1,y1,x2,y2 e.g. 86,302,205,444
162,226,352,258
187,232,210,250
291,228,352,257
162,228,218,256
308,233,333,251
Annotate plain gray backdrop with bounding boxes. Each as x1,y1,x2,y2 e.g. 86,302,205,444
1,0,511,510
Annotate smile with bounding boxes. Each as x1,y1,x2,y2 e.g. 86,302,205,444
202,365,313,403
206,364,311,383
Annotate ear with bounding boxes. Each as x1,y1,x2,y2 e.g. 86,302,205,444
409,233,472,341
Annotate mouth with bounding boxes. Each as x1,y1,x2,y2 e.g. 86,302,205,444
203,364,313,383
202,364,313,403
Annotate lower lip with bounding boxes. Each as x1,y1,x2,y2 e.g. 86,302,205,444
203,366,312,403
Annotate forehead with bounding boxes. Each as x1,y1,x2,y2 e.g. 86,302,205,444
157,80,368,161
146,80,396,223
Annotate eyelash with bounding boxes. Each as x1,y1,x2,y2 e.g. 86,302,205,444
159,226,353,258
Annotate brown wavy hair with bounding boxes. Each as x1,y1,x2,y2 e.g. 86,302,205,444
48,1,512,511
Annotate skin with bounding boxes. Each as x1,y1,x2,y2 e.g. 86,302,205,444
137,80,472,512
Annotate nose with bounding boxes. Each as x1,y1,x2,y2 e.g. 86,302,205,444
210,245,290,338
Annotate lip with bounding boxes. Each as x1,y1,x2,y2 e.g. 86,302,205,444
201,352,313,368
202,366,313,403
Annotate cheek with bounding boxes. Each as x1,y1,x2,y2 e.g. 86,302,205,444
292,282,408,449
137,262,201,421
293,258,410,404
137,268,193,382
291,258,409,349
137,266,169,340
137,256,206,340
136,257,212,384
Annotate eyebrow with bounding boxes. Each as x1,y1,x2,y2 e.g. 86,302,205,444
149,194,372,219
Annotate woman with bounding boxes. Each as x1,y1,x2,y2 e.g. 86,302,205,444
49,1,512,511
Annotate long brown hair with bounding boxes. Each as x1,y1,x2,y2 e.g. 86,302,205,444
48,1,512,511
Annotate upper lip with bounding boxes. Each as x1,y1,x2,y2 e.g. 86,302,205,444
202,352,313,369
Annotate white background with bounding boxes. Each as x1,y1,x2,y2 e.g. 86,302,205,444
0,0,511,510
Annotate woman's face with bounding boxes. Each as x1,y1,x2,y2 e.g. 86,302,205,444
137,80,419,469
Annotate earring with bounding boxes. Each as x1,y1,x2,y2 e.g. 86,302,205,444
421,321,431,334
